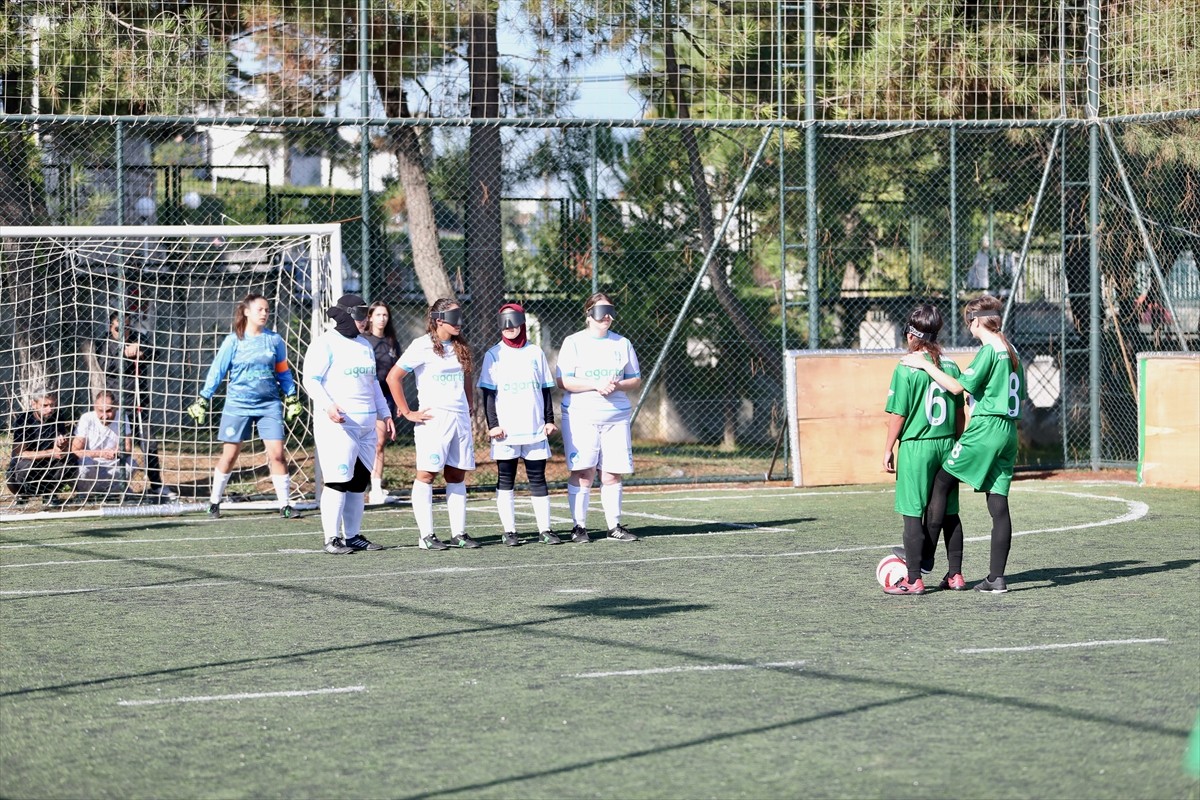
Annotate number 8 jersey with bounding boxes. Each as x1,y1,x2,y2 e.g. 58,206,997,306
959,344,1025,419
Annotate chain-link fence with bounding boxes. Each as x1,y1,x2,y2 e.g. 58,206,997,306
1,1,1198,502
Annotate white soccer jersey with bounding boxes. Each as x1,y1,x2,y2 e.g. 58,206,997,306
556,330,640,424
479,341,555,445
302,331,389,417
398,335,470,413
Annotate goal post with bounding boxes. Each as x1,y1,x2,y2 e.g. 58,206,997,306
0,224,342,519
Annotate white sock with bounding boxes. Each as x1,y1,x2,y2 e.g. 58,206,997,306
371,477,383,494
271,474,291,508
320,486,347,542
601,482,623,530
572,482,591,528
496,489,516,532
446,482,467,536
531,493,552,533
343,492,365,539
209,469,231,505
567,482,579,525
411,480,434,538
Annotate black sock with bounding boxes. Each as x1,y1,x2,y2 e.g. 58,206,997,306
902,515,924,582
986,492,1013,578
943,513,964,575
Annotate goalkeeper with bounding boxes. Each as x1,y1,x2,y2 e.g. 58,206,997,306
187,293,305,519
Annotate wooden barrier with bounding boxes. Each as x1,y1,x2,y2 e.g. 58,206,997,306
786,348,974,487
1138,352,1200,489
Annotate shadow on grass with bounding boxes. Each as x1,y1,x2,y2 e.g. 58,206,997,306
1007,558,1200,589
0,536,1191,795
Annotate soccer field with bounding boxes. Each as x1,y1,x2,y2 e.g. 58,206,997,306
1,479,1198,799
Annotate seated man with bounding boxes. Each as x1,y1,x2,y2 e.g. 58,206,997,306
6,389,77,505
71,391,134,501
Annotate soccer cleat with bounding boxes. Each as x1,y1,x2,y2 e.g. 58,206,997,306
501,532,521,547
884,576,926,595
449,533,481,549
419,534,449,551
607,524,638,542
974,575,1009,593
938,572,968,591
892,545,933,575
570,525,591,544
323,538,354,555
539,530,563,545
345,534,383,551
280,505,304,519
207,502,221,519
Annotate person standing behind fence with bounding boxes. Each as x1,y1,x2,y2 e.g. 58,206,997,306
882,304,967,595
97,312,176,500
556,292,641,543
901,294,1026,594
363,301,399,505
303,294,394,555
71,391,134,501
386,298,477,551
479,303,558,546
6,388,76,506
186,293,305,519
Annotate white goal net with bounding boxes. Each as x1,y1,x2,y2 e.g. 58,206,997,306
0,225,342,518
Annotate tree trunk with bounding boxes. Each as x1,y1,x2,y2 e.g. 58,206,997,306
466,11,504,352
376,78,457,304
664,35,777,376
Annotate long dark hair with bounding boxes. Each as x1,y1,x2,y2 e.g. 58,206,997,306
427,298,472,377
233,293,266,339
367,301,397,347
906,304,944,368
964,294,1018,370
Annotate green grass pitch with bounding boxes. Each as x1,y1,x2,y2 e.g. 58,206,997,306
2,479,1198,799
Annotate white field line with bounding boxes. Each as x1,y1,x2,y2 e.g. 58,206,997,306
573,660,805,678
0,489,1150,595
957,638,1168,654
117,685,365,707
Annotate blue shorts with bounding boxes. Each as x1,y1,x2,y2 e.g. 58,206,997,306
217,411,284,444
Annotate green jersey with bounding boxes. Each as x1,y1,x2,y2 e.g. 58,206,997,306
960,343,1025,419
885,355,963,441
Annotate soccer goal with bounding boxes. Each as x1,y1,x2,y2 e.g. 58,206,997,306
0,224,342,519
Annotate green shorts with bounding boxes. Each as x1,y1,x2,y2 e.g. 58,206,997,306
944,414,1018,496
895,437,959,518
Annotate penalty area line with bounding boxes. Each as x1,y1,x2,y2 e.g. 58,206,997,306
956,638,1168,654
572,660,805,678
118,685,366,706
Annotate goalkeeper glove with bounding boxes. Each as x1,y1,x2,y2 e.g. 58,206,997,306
283,394,304,423
185,397,208,424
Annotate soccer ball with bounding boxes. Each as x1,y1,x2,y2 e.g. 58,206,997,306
876,555,907,588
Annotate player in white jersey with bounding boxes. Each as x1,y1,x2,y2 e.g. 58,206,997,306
302,294,394,555
386,298,477,551
478,303,558,546
556,292,641,542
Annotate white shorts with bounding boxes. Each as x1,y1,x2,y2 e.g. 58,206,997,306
414,408,476,473
561,410,633,474
314,410,377,482
491,439,551,462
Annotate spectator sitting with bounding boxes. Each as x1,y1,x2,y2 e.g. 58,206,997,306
6,388,77,506
71,391,134,501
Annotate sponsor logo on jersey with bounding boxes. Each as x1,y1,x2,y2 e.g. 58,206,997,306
431,373,464,384
582,367,623,379
343,365,374,377
502,380,538,392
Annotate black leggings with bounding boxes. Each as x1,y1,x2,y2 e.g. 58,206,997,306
495,458,548,497
926,467,1011,578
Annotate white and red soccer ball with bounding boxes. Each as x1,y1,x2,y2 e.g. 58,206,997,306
876,555,907,589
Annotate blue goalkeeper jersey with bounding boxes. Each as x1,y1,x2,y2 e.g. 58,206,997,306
200,330,296,416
